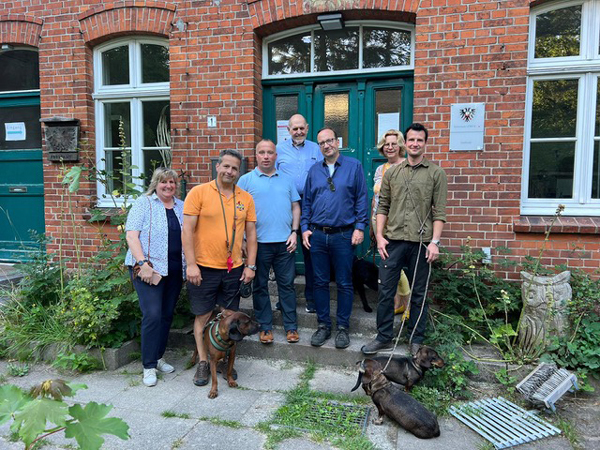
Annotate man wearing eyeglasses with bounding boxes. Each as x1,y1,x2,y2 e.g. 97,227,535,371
361,123,448,357
276,114,323,314
301,127,369,349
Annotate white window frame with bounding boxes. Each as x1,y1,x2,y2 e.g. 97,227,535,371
262,21,415,80
93,37,169,206
522,0,600,216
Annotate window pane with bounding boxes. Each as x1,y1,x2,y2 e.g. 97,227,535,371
105,149,131,193
363,28,410,69
143,101,170,147
143,149,167,179
141,44,169,83
102,46,129,85
275,95,298,123
375,89,402,144
324,92,349,148
104,102,131,148
531,79,578,139
0,50,39,92
0,104,41,150
314,28,359,72
593,141,600,199
534,5,581,58
268,33,311,75
528,141,574,199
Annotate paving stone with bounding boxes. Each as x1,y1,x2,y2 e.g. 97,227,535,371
177,421,266,450
276,437,335,449
310,365,364,396
239,392,286,427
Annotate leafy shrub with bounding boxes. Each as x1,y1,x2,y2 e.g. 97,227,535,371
53,352,102,373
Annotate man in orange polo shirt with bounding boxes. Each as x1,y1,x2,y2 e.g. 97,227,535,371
182,149,257,387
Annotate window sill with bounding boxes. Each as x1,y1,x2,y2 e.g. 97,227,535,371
513,216,600,235
83,208,125,223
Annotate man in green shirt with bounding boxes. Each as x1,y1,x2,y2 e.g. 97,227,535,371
361,123,448,356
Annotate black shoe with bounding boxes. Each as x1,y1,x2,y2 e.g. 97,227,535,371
335,327,350,349
193,361,209,386
311,324,331,347
275,302,282,311
216,359,238,380
361,339,393,355
305,304,316,313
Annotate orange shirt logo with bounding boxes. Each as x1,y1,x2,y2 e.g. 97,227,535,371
236,201,245,211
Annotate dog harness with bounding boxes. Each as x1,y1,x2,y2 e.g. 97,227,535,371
207,316,234,355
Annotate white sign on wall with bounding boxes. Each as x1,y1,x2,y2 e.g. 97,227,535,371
276,120,289,145
450,103,485,151
5,122,26,141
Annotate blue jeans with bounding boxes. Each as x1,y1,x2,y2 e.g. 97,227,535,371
299,199,315,309
309,228,354,329
131,269,183,369
376,240,430,344
253,242,297,332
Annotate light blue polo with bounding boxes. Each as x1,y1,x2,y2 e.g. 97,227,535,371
275,139,323,195
237,168,301,243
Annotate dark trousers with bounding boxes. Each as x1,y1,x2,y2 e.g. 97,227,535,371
310,228,354,329
131,269,182,369
299,198,315,309
376,240,430,344
253,242,297,332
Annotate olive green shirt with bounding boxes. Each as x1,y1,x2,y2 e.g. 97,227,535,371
376,157,447,243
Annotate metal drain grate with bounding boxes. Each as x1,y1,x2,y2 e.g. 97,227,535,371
449,397,561,449
276,400,371,435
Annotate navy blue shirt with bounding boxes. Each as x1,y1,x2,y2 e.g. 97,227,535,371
300,154,369,232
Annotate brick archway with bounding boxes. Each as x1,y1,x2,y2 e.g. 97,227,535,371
0,15,43,47
78,2,177,44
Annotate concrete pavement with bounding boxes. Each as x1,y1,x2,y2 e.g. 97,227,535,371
1,349,593,450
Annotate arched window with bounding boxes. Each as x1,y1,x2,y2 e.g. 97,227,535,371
523,0,600,215
93,37,170,204
263,22,414,79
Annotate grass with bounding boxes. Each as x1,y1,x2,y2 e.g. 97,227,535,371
554,415,582,449
6,362,29,377
199,417,243,428
162,410,191,419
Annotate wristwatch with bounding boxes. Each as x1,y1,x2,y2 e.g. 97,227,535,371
430,240,440,246
291,229,299,234
136,259,148,266
246,264,257,271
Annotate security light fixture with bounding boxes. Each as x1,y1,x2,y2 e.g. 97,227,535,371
317,13,344,31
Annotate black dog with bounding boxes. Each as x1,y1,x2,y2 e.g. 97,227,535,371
352,257,378,313
351,359,440,439
372,346,445,391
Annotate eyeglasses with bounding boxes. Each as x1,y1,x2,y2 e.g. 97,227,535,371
327,177,336,192
384,143,400,148
318,138,337,148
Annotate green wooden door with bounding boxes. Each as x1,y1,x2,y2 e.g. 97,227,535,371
0,95,45,261
263,75,412,265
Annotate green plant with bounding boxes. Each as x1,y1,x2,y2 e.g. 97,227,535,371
494,368,517,394
0,379,129,450
6,363,29,377
53,352,101,373
162,411,190,419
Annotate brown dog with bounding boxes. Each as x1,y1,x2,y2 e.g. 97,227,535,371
372,346,444,391
351,359,440,439
192,309,260,399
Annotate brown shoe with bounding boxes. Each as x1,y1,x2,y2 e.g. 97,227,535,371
193,361,209,386
259,330,274,344
286,330,299,343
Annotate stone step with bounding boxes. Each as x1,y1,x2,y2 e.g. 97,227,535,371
169,324,410,369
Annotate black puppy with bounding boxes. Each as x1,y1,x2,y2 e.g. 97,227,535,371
373,346,444,391
351,359,440,439
352,257,378,313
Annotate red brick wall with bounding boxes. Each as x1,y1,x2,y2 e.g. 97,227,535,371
1,0,598,277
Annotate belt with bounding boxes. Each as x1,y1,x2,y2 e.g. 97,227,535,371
311,224,354,234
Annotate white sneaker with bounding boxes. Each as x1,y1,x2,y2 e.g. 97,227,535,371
157,358,175,373
143,368,157,387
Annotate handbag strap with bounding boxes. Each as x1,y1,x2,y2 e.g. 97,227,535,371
146,196,152,261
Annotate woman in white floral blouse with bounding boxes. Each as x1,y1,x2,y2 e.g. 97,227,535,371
372,130,411,317
125,168,185,387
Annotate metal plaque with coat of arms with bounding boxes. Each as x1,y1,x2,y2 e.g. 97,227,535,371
450,103,485,151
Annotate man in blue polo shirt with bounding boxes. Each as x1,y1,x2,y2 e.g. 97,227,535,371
238,139,301,344
301,127,369,349
276,114,323,314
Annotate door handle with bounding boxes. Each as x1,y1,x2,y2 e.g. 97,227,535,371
9,186,28,193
